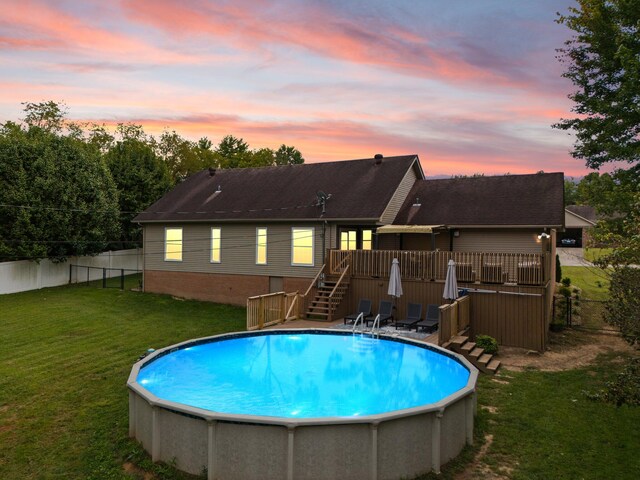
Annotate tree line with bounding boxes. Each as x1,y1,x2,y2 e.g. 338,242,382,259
0,101,304,262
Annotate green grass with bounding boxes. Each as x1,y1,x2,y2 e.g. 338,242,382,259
0,280,244,479
583,247,614,263
2,282,638,480
562,266,610,301
473,354,640,480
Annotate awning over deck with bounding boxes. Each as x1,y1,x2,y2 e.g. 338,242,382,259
376,225,444,234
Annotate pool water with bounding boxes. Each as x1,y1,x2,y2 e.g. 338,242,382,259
136,332,470,419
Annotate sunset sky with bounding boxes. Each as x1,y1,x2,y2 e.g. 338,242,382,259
0,0,592,176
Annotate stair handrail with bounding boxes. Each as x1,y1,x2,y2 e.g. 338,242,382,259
352,312,364,333
329,264,349,298
370,314,381,334
304,264,326,298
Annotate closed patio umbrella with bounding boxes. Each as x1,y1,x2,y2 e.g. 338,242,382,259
443,259,459,302
388,258,403,299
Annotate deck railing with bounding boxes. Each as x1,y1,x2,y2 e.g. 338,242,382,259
247,291,301,330
329,249,547,286
439,295,470,346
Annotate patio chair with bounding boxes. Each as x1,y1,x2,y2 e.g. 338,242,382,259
394,303,422,330
365,300,394,327
343,298,373,324
415,304,440,333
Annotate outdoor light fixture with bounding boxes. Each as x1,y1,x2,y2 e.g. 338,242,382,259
538,232,550,239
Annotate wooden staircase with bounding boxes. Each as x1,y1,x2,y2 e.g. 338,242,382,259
305,279,349,321
444,335,501,374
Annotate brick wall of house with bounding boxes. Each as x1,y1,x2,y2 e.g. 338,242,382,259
144,270,310,306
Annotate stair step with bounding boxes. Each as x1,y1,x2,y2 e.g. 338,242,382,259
461,342,476,354
478,353,492,366
449,335,469,352
441,341,452,350
487,359,501,373
469,347,484,360
306,312,328,318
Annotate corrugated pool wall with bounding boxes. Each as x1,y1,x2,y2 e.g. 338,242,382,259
346,277,548,351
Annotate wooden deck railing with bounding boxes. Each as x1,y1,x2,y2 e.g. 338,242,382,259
247,291,301,330
329,249,547,286
438,295,470,346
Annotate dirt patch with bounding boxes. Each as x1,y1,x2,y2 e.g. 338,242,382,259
455,434,513,480
123,462,155,480
497,330,636,372
481,405,498,414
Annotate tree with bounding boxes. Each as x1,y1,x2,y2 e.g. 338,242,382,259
564,178,579,206
0,119,120,262
555,0,640,169
274,145,304,165
215,135,251,169
106,136,172,247
21,100,67,134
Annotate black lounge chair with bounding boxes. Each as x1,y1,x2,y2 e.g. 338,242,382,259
394,303,422,330
366,300,394,327
344,299,373,324
415,304,440,333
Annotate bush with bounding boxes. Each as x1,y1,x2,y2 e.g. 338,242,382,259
561,277,572,287
586,358,640,406
558,286,572,297
556,254,562,282
476,334,499,355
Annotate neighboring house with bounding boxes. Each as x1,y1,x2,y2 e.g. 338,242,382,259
134,155,423,305
563,205,597,247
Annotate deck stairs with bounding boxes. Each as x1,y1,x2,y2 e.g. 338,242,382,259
305,278,349,321
443,333,501,375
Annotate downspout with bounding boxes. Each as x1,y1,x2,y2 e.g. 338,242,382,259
322,220,327,264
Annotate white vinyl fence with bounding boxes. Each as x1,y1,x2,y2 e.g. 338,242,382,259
0,249,143,295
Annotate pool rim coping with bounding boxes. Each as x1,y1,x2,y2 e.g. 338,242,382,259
127,328,479,428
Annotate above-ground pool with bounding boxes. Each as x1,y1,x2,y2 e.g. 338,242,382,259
128,330,478,480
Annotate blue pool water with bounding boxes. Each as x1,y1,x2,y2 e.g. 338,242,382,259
136,332,470,419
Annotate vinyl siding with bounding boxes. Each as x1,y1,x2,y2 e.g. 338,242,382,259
144,222,331,278
451,228,542,254
379,162,419,224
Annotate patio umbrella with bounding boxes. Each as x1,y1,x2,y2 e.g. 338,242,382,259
443,259,459,302
388,258,403,299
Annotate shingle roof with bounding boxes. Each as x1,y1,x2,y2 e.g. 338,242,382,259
565,205,597,222
393,173,565,227
134,155,421,223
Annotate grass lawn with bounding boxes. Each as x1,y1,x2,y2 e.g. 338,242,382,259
562,266,610,301
2,281,638,479
583,247,614,263
0,279,244,479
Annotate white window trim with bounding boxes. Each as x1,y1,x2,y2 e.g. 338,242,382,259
291,227,315,267
256,227,268,265
210,227,221,263
164,227,183,262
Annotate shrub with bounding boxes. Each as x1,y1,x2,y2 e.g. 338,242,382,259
476,334,499,355
556,254,562,282
585,358,640,406
558,286,572,297
561,277,572,287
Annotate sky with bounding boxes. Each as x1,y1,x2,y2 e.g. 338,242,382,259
0,0,592,177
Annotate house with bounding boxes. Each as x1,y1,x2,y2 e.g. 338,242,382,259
134,154,423,305
135,155,564,351
562,205,597,247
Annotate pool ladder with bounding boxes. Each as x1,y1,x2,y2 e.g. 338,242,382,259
352,312,382,336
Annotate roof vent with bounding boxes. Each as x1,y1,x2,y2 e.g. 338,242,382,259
374,153,383,164
208,167,216,177
216,184,222,192
412,197,421,207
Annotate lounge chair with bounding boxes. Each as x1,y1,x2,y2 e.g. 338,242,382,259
365,300,394,327
343,299,373,324
415,304,440,333
394,303,422,330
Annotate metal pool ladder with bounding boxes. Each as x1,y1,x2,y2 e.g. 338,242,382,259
351,312,365,333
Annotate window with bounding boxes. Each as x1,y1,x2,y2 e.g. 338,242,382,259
340,230,357,250
164,227,182,261
211,227,221,263
256,228,267,265
291,227,314,266
362,229,373,250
